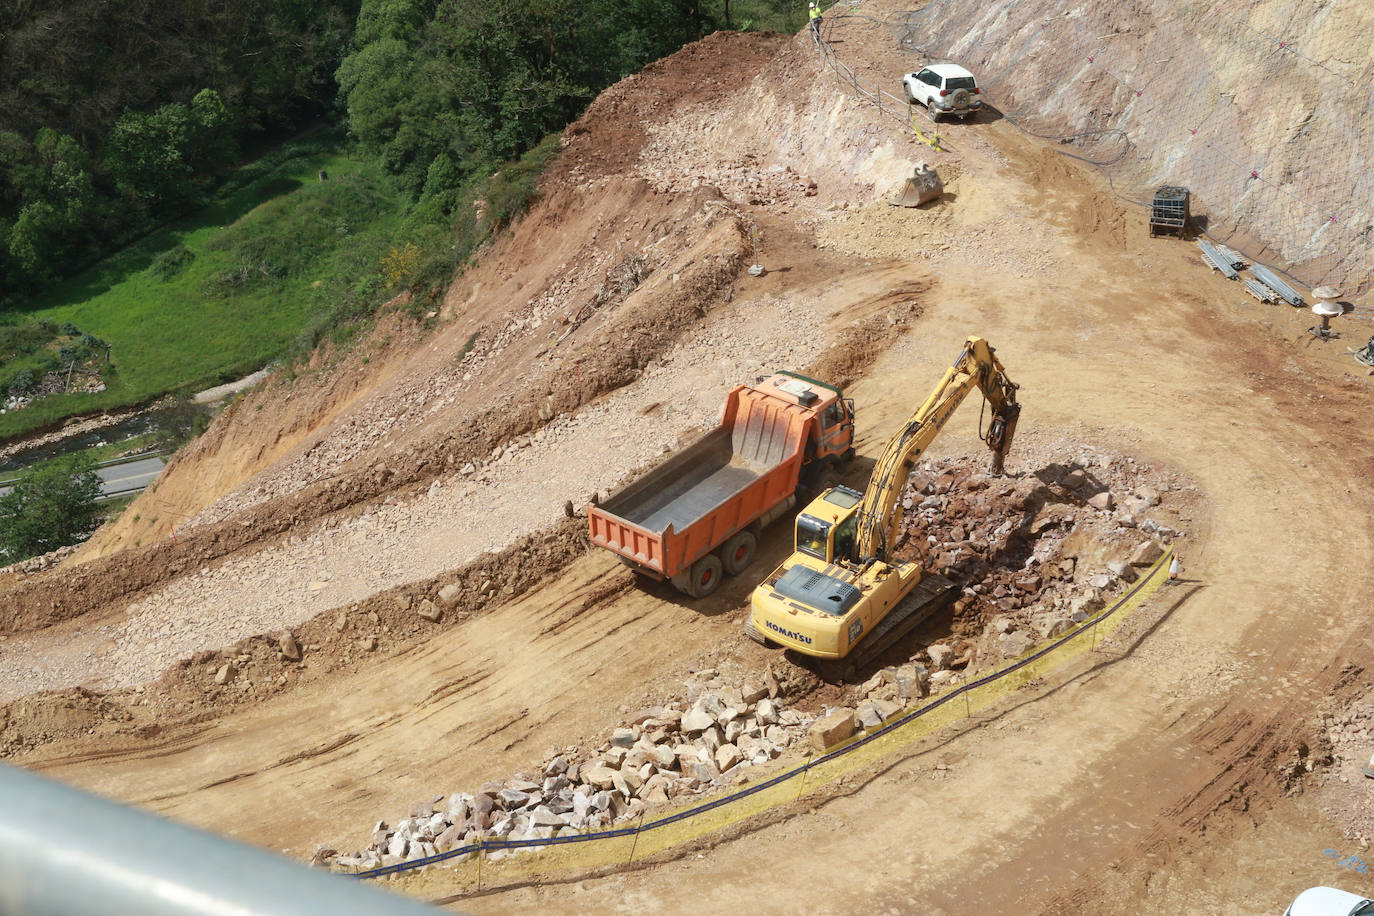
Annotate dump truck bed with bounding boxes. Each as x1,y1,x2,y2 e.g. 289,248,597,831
589,379,827,581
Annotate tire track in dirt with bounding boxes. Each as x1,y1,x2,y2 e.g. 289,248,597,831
24,548,747,855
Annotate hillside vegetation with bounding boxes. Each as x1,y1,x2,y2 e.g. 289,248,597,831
0,0,794,438
0,0,361,302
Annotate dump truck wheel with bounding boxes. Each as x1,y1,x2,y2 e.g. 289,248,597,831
722,531,757,576
686,555,723,598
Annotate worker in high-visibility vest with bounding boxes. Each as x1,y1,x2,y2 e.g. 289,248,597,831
808,2,821,32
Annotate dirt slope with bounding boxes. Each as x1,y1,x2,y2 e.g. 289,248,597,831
5,11,1374,916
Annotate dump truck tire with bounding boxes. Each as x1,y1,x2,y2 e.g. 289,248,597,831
722,530,757,576
685,554,723,598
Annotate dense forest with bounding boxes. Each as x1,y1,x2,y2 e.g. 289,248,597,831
0,0,361,302
0,0,795,306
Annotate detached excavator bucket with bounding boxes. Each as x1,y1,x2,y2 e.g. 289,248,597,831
888,161,943,208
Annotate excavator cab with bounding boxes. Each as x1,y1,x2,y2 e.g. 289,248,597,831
793,486,863,564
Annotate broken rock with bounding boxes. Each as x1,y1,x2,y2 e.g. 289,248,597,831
715,743,743,772
999,631,1034,659
927,643,955,671
808,709,857,752
680,706,715,734
278,632,301,662
1129,540,1165,567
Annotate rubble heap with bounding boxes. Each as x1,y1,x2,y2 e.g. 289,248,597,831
889,451,1181,671
334,669,841,871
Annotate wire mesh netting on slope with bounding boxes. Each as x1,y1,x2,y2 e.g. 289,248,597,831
882,0,1374,297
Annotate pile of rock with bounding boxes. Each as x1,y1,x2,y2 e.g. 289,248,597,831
0,543,80,576
892,453,1177,661
332,662,948,873
334,673,828,871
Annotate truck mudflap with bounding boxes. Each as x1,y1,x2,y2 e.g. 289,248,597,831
816,572,958,683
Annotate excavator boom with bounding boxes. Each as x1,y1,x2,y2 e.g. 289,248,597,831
853,336,1018,565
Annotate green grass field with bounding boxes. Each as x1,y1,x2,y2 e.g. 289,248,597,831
0,136,413,440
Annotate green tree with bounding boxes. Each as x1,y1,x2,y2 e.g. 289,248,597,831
103,101,196,213
0,454,103,562
338,0,703,202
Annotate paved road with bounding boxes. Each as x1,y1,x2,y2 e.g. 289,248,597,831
94,457,165,498
0,456,165,500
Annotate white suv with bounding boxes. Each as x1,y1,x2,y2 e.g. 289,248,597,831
903,63,982,120
1285,887,1374,916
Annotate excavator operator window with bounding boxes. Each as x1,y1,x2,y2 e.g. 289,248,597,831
832,513,857,561
796,515,830,560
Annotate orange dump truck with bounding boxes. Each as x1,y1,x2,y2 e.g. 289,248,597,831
589,373,855,598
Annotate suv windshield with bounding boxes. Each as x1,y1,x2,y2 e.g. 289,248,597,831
945,77,976,90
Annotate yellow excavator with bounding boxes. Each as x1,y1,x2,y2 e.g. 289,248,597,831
745,337,1020,681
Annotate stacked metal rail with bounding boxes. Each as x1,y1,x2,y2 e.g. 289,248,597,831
1198,240,1239,279
1250,264,1305,306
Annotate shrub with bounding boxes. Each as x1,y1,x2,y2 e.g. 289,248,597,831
0,454,102,562
8,369,36,393
148,245,197,281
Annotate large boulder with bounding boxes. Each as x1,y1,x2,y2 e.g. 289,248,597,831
680,706,715,734
807,709,857,752
715,743,743,772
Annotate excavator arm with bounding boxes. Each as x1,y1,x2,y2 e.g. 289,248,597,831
852,336,1019,565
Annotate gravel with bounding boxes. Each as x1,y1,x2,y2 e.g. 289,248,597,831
0,294,832,701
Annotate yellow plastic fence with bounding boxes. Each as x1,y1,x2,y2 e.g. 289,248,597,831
366,545,1176,895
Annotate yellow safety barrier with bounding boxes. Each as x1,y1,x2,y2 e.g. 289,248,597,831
371,545,1177,898
910,114,942,151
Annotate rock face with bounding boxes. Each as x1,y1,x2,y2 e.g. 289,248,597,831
901,2,1369,290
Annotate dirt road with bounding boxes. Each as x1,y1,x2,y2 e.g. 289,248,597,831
10,13,1374,916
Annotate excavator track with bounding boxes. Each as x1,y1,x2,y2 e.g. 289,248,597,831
816,573,958,683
